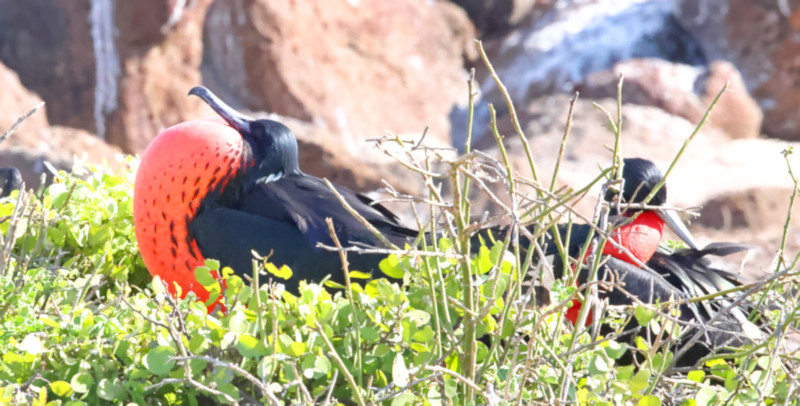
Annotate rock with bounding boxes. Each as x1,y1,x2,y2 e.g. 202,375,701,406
697,60,763,140
675,0,800,140
0,0,213,153
448,0,540,38
0,62,122,190
202,0,473,150
698,188,799,235
457,0,706,147
0,63,48,134
105,0,214,152
577,59,762,139
0,0,96,132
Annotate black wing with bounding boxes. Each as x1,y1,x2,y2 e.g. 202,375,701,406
234,174,417,249
190,174,417,292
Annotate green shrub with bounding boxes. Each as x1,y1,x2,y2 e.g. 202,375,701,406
0,151,795,405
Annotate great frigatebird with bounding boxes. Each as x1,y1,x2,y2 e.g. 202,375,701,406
133,86,418,304
534,159,763,366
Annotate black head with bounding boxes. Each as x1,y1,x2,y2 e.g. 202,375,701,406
605,158,699,249
188,86,301,179
605,158,667,207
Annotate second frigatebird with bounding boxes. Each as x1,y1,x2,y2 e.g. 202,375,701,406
536,159,763,366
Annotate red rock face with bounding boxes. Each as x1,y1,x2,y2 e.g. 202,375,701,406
0,0,96,132
0,62,121,189
201,0,473,147
104,0,214,153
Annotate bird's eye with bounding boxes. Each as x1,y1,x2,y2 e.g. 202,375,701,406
249,121,273,148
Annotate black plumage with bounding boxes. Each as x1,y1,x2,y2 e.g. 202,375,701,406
187,87,417,293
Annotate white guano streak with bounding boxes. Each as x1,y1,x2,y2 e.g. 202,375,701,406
90,0,120,140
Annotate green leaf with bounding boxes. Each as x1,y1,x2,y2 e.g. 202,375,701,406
604,340,627,360
695,387,718,406
144,346,176,375
70,372,94,394
588,355,609,374
97,378,123,401
17,334,45,355
188,334,208,353
405,310,431,326
348,270,371,279
301,354,331,380
194,266,217,288
228,310,249,335
47,227,66,246
287,341,307,358
634,305,655,326
687,370,705,383
638,395,661,406
379,254,405,279
50,381,73,397
151,275,166,295
237,334,267,358
476,246,493,274
361,326,380,343
412,326,435,343
630,369,651,394
205,258,220,270
391,393,416,406
88,223,113,247
265,263,292,280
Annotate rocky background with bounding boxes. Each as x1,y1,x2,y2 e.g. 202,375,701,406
1,0,799,278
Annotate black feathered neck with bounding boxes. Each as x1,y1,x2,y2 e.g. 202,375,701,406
244,119,302,180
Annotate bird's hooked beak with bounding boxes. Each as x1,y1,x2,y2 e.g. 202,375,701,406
188,86,252,134
657,209,699,249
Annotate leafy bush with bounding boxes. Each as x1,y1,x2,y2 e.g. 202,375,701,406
0,149,797,405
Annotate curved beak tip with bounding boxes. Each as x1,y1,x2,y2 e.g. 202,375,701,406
187,86,205,97
186,85,251,133
658,209,700,250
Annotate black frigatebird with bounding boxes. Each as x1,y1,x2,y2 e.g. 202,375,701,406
133,86,418,304
537,159,763,366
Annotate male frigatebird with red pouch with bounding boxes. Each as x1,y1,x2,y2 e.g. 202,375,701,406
541,159,761,366
134,86,417,304
547,158,700,325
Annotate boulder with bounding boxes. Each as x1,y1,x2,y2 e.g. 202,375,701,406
675,0,800,140
201,0,473,151
0,62,121,189
457,0,706,147
0,0,214,153
577,59,762,140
